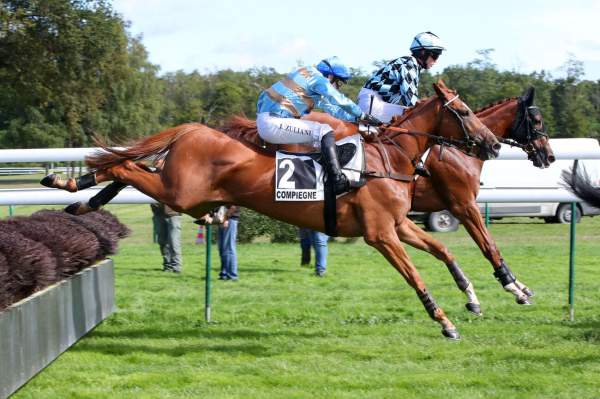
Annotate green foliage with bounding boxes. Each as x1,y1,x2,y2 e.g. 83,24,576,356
238,208,299,243
0,0,163,147
2,4,599,147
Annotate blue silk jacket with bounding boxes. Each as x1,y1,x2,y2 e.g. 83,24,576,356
257,66,362,122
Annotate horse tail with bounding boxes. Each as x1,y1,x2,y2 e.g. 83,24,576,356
86,123,201,171
561,166,600,208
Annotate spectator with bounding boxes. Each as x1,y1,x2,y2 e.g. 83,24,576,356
298,228,329,277
299,228,311,266
151,201,182,274
218,205,240,281
150,158,183,274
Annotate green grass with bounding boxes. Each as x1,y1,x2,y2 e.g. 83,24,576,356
7,204,600,399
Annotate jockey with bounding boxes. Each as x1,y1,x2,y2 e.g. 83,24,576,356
358,31,445,123
257,56,383,195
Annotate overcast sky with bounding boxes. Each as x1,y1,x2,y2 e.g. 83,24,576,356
112,0,600,81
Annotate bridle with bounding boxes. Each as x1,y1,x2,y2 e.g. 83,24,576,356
499,100,549,160
378,94,484,159
363,94,491,181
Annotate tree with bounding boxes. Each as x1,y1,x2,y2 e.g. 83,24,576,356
0,0,163,148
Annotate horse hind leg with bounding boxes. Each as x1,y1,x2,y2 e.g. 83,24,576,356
65,181,128,215
397,219,481,316
40,172,97,192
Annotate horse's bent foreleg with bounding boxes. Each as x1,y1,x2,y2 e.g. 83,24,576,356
363,221,460,340
453,202,533,304
397,219,481,316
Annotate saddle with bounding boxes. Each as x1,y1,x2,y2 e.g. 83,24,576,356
274,135,366,236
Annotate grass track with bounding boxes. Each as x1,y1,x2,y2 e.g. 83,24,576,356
7,204,600,399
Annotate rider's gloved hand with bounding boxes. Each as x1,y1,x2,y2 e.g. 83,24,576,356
360,113,384,127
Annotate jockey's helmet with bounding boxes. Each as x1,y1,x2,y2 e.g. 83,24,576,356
316,57,352,82
410,32,445,54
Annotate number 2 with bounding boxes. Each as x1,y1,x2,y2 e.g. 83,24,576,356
279,159,295,189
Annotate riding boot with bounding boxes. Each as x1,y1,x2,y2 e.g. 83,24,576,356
321,132,349,195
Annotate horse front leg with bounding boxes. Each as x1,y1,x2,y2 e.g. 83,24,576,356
363,220,460,340
396,218,481,316
451,201,533,305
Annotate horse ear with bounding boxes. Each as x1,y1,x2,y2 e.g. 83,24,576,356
521,86,535,106
433,80,445,98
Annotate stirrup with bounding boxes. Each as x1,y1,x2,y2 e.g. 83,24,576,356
331,173,350,195
415,165,431,178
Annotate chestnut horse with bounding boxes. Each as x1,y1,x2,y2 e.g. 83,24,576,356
43,81,500,339
409,88,555,310
222,88,555,312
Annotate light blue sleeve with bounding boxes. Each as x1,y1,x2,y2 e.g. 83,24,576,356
307,73,363,120
315,98,359,122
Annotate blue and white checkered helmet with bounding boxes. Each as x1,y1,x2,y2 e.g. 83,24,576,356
316,56,352,81
410,32,445,52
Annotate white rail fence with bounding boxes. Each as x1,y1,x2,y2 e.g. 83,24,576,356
0,138,599,206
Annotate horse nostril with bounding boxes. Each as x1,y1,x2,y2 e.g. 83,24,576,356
548,155,556,163
492,143,502,152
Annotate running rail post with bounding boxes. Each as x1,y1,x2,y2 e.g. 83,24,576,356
568,160,578,322
205,224,212,323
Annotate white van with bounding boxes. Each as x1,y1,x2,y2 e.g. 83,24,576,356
417,138,600,232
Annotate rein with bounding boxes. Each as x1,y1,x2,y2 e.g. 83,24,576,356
377,95,482,160
363,95,483,181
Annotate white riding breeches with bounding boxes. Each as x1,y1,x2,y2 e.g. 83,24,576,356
256,112,332,148
357,88,408,123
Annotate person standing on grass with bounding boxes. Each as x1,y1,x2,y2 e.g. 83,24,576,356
298,227,329,277
150,159,182,274
218,205,240,281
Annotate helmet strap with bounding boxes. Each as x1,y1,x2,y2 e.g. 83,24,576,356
413,50,428,68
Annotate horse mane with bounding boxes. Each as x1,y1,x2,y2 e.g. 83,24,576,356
474,97,518,116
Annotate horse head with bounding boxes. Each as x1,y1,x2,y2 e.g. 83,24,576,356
430,80,501,160
510,87,555,168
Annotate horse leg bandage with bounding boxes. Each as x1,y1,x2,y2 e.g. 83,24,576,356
493,261,517,286
76,173,97,191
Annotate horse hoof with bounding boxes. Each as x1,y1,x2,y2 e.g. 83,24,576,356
516,296,532,305
65,202,82,215
442,328,461,340
522,287,535,297
65,202,96,215
40,174,58,188
465,303,482,316
40,173,78,192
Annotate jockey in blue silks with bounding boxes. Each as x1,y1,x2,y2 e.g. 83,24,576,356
257,56,382,195
358,31,445,123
